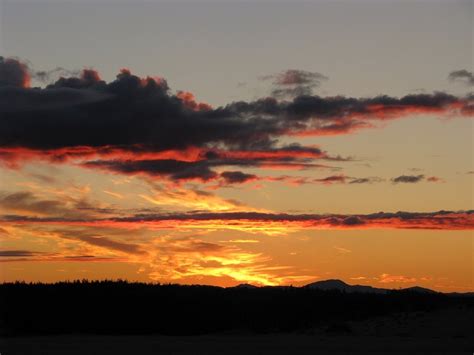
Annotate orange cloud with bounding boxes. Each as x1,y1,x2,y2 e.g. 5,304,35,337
0,146,207,168
379,273,417,284
1,223,312,286
139,185,264,213
0,57,31,88
3,211,472,235
176,91,212,111
133,235,313,286
427,176,445,183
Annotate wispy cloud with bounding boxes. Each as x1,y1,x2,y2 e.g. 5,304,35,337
260,69,328,98
2,210,472,234
448,69,474,86
392,174,425,184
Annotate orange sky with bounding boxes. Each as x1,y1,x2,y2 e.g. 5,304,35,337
0,29,473,293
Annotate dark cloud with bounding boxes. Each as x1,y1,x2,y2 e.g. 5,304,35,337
0,191,72,216
341,216,365,226
392,175,425,184
0,249,123,262
448,70,474,86
271,70,328,86
83,159,334,184
85,159,381,187
349,177,383,184
0,66,279,152
0,85,110,114
82,145,338,183
220,171,257,184
85,159,218,182
312,175,383,185
0,57,472,182
32,67,81,83
60,231,144,255
1,56,81,87
0,191,109,219
0,57,30,88
2,210,472,231
0,58,470,153
0,250,41,257
261,69,328,99
113,209,474,231
313,175,348,184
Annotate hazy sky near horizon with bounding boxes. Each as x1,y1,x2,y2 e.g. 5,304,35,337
0,0,472,291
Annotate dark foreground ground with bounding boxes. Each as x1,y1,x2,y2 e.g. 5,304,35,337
2,307,473,355
1,281,473,354
1,334,472,355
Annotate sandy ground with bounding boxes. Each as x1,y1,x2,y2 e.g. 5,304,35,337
1,307,472,354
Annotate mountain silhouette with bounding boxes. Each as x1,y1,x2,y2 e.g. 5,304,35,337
304,279,436,294
233,283,259,289
228,279,448,295
401,286,438,294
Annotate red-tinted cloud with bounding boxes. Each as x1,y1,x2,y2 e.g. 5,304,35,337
2,210,472,232
1,58,471,157
313,174,348,185
177,91,212,111
0,57,472,189
0,57,30,88
427,176,444,183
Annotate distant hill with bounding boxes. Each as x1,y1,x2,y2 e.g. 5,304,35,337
233,283,259,289
304,279,389,294
401,286,438,294
303,279,443,294
228,279,442,294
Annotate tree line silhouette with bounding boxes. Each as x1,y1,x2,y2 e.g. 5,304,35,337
1,280,472,336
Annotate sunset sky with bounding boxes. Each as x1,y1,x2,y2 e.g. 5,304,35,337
0,0,472,291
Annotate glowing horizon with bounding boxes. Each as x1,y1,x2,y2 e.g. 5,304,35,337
0,1,472,292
